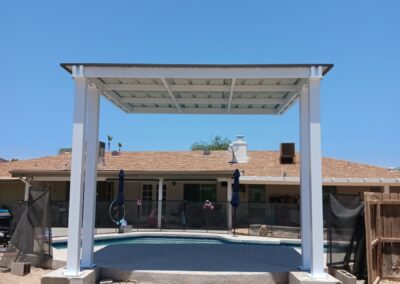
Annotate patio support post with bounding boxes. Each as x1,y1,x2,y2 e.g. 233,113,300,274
81,84,100,268
21,177,32,202
383,185,390,193
299,83,311,271
65,66,88,276
308,66,325,278
157,178,163,229
227,180,232,230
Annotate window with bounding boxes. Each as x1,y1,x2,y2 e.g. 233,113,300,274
142,184,153,216
183,184,216,202
142,184,153,201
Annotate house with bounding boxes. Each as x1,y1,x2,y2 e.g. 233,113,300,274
0,136,399,230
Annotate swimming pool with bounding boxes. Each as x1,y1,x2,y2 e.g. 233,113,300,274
52,235,301,249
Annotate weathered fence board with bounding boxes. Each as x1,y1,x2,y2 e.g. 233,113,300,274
365,192,400,284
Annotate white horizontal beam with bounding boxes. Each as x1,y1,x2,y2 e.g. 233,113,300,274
129,107,278,115
101,83,299,93
119,97,285,105
82,66,314,79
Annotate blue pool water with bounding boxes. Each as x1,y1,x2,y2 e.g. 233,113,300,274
52,236,300,249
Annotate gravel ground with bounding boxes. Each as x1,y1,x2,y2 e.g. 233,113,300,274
0,269,149,284
0,267,49,284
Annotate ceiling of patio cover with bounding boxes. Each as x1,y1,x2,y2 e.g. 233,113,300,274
61,63,333,115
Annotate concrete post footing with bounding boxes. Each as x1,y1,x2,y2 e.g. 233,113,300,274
289,272,341,284
41,268,98,284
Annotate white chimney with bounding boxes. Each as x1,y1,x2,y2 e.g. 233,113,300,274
230,135,248,163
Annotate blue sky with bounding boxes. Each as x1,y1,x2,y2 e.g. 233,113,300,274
1,1,399,167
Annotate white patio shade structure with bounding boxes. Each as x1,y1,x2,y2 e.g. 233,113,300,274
61,63,333,278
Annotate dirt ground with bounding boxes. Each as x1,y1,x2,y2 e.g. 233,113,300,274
0,267,49,284
0,268,149,284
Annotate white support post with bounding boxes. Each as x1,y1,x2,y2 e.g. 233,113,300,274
157,178,163,229
22,177,32,202
65,72,88,276
383,185,390,193
299,84,311,271
81,84,100,268
308,66,325,278
227,180,232,230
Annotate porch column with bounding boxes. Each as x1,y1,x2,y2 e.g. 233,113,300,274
307,66,325,277
227,180,232,230
383,185,390,193
65,66,88,276
299,83,311,271
81,84,100,268
22,177,32,202
157,178,163,229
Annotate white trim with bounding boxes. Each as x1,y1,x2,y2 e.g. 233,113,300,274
102,83,299,93
129,107,278,115
227,79,236,113
239,176,400,186
81,66,314,79
120,97,285,106
161,78,181,112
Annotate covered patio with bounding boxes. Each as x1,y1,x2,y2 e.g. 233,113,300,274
60,63,333,279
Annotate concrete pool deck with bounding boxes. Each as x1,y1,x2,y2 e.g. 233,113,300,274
50,231,330,283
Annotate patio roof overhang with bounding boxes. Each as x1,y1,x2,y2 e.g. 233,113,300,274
61,63,333,115
61,62,333,279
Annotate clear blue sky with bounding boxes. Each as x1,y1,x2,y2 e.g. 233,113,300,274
1,1,399,167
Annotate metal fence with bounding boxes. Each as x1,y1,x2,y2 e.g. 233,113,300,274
2,199,308,234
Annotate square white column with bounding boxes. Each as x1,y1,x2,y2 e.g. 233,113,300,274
65,68,88,276
227,180,232,230
81,84,100,268
299,84,311,270
157,178,163,229
308,66,325,277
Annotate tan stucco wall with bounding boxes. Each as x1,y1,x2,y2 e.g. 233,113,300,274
166,182,183,201
0,181,25,204
49,181,68,201
217,182,227,202
336,186,380,196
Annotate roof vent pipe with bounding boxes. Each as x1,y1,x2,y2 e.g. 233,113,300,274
229,135,248,163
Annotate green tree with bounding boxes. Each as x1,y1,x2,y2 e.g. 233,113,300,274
191,135,231,151
118,142,122,152
107,135,113,151
58,147,72,154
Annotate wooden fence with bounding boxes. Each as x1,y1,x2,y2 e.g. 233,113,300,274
364,192,400,284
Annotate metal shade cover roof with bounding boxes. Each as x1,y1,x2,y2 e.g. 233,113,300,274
61,63,333,115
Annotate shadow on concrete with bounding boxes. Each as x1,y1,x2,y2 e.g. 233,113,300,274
94,243,301,272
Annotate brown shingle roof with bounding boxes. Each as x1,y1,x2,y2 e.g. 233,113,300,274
0,151,399,179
